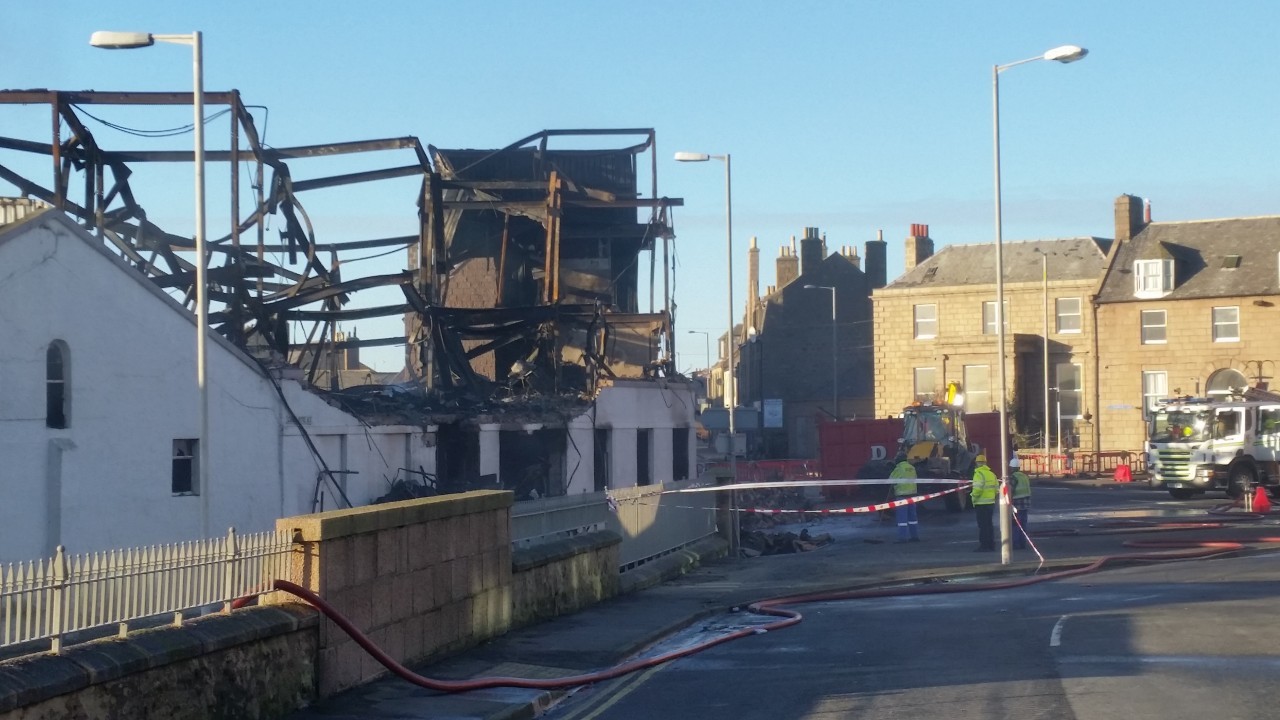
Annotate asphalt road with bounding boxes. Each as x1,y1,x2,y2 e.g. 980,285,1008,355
546,484,1280,720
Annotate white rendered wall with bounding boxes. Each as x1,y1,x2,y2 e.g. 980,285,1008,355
582,379,695,489
0,216,433,562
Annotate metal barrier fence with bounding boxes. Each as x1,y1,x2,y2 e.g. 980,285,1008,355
1015,450,1147,478
510,493,611,548
607,481,718,570
1,528,293,654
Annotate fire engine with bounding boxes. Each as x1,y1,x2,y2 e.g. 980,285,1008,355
1146,388,1280,499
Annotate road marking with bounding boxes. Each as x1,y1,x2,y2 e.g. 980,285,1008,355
560,664,666,720
1050,615,1069,647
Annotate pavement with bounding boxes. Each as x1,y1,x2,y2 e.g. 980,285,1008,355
286,475,1176,720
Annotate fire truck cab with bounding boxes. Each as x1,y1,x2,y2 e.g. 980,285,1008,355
1147,392,1280,500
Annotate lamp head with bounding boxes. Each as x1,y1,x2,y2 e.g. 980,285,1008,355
674,151,711,162
1043,45,1088,63
803,284,817,289
90,31,155,49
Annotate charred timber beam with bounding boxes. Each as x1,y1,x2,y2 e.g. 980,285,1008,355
440,198,683,210
275,304,412,322
91,137,428,164
0,90,240,105
290,165,424,192
208,234,415,253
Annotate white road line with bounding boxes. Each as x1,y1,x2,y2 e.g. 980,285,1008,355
1050,615,1069,647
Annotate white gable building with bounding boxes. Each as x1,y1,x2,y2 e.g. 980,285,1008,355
0,211,435,561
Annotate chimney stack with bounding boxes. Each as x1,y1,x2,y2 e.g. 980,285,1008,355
865,229,888,289
799,226,823,277
1114,194,1147,242
839,245,861,268
905,223,934,273
776,243,800,289
747,236,760,331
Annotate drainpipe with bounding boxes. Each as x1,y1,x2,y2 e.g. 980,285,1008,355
1090,296,1102,452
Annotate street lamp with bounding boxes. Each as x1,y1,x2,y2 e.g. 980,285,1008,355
92,30,211,536
992,44,1087,565
804,285,838,421
676,150,738,557
687,330,711,375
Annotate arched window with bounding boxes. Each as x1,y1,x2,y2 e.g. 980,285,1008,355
1206,368,1248,398
46,341,69,429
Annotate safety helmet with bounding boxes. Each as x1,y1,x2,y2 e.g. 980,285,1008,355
1009,457,1021,469
976,453,987,463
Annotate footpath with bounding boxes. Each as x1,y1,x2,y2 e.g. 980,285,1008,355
286,477,1179,720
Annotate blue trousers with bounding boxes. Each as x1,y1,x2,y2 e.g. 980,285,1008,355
1012,498,1030,548
895,501,919,540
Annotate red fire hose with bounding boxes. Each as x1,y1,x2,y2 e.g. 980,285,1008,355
266,524,1280,693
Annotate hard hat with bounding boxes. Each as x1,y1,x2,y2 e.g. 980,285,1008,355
1009,457,1021,469
976,453,987,463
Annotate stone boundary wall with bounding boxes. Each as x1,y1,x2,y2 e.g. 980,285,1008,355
0,489,726,717
510,530,621,629
273,490,513,697
0,605,317,720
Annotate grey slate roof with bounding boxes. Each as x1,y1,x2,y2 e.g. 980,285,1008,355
884,237,1112,289
1095,216,1280,304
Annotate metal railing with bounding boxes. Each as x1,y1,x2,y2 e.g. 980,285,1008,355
510,493,611,548
1015,449,1147,478
607,481,718,570
510,483,718,572
1,528,293,654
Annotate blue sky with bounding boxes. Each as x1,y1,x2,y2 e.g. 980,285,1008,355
5,1,1279,372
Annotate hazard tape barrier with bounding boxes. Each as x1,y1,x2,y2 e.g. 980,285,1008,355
611,481,974,516
668,478,967,493
737,484,969,515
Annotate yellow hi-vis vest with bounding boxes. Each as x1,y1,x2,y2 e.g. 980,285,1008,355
971,464,998,505
1010,470,1032,499
890,461,917,496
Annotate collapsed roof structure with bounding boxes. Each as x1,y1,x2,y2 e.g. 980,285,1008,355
0,90,685,422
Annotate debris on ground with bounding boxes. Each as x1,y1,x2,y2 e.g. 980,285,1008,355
740,527,834,557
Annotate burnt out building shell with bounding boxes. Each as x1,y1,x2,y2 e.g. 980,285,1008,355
0,90,694,498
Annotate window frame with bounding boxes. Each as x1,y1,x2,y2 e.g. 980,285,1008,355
1140,309,1167,345
1055,297,1082,334
1212,306,1240,343
913,367,937,402
1055,362,1084,419
962,364,992,413
172,438,200,495
1134,258,1173,298
1142,370,1168,419
46,340,70,429
913,304,938,339
981,300,1009,336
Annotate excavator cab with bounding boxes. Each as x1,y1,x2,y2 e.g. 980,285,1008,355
899,389,974,511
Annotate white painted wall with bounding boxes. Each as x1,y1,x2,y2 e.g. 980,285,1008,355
585,379,696,489
0,214,432,562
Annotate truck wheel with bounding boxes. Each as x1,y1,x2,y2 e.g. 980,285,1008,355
1168,488,1195,500
1227,463,1255,499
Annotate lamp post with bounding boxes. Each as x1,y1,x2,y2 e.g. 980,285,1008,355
675,151,737,557
687,330,711,375
1041,251,1050,477
992,44,1087,565
91,30,211,536
804,285,838,420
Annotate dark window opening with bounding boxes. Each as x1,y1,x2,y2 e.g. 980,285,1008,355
673,427,690,481
594,429,611,492
46,342,68,429
172,439,198,495
637,429,652,486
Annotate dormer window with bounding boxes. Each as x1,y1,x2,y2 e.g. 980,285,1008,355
1133,258,1174,298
